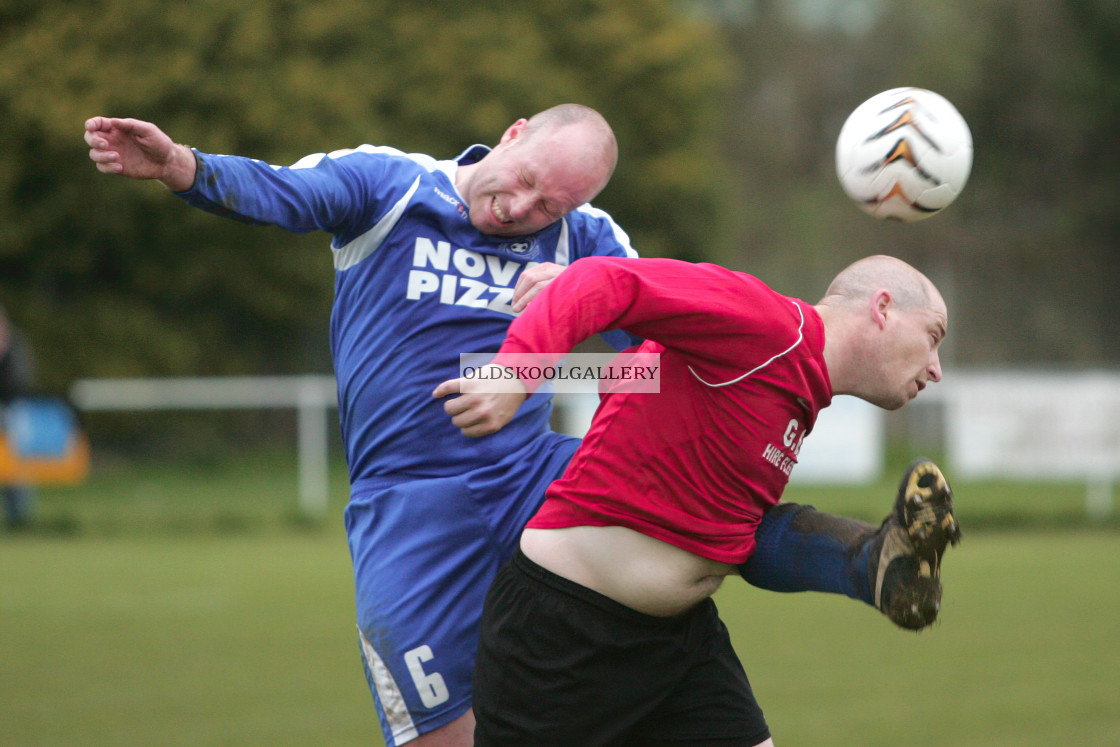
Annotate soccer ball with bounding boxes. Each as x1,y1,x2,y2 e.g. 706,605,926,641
835,87,973,221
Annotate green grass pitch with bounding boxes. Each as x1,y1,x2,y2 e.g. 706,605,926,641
2,454,1118,745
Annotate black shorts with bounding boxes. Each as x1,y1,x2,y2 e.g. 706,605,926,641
473,548,771,747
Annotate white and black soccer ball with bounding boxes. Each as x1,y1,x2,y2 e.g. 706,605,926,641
835,87,973,221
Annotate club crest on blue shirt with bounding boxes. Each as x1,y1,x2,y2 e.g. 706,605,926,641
502,240,539,259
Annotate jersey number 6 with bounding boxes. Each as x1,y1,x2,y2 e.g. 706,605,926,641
404,645,450,708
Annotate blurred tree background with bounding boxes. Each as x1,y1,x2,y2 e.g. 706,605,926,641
0,0,1116,398
0,0,730,392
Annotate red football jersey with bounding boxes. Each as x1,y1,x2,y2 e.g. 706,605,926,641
493,257,832,564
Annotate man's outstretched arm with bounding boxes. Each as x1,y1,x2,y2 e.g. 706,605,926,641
85,117,197,191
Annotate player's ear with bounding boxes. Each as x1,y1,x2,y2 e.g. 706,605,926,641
498,118,530,147
871,290,891,329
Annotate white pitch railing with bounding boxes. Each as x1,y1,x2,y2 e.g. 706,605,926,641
67,375,607,520
70,370,1120,521
70,376,338,518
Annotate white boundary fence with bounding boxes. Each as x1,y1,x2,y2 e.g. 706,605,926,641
70,370,1119,520
942,370,1120,520
70,376,338,518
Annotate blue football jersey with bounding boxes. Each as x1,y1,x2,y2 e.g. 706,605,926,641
177,143,637,481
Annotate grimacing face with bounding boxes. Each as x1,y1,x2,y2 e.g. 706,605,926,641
461,121,608,237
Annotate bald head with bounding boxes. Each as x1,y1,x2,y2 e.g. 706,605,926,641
457,104,618,237
523,104,618,198
816,255,948,411
819,255,937,312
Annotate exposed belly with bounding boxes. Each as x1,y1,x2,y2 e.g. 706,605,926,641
520,525,737,617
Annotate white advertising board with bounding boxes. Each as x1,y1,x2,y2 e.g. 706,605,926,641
946,371,1120,479
790,395,884,484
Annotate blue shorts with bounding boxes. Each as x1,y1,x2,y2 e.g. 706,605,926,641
344,432,580,746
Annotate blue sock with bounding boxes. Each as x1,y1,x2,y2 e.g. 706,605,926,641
740,503,875,606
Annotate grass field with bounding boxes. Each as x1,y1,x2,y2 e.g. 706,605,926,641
3,452,1119,745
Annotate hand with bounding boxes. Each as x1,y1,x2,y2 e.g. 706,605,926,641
84,116,197,191
511,262,565,313
433,365,529,438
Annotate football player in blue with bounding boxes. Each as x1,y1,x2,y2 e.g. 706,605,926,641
86,105,953,747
